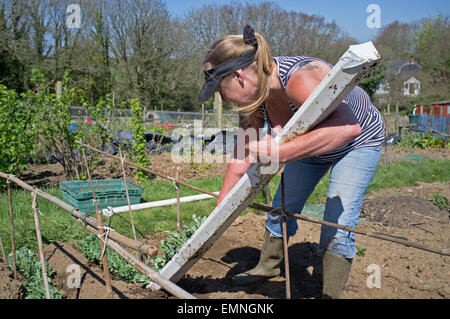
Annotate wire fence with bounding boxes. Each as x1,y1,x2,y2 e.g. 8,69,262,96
70,106,240,134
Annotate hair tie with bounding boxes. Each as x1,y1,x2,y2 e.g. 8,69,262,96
243,24,257,45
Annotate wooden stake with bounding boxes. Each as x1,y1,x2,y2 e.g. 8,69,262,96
31,189,51,299
6,180,17,279
280,172,291,299
0,235,6,262
264,184,271,205
202,104,205,128
81,145,113,299
176,167,181,232
119,147,138,242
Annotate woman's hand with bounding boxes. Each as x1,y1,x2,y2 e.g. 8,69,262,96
247,133,284,164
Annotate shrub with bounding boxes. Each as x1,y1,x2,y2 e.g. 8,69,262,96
398,132,448,149
130,98,151,183
0,84,36,181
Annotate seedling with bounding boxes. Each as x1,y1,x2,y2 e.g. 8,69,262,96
356,246,367,257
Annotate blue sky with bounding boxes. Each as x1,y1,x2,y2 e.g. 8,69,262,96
164,0,449,42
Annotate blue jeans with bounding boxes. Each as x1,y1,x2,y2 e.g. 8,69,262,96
266,146,382,259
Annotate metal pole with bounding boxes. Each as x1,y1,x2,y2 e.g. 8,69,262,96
280,172,291,299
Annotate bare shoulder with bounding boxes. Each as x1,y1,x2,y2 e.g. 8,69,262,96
285,60,332,106
240,114,264,130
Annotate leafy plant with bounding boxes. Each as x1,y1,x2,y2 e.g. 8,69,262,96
130,98,151,183
356,246,367,257
30,69,79,176
151,214,206,271
78,233,149,285
0,84,36,183
399,132,448,149
427,192,450,212
75,92,116,178
8,247,63,299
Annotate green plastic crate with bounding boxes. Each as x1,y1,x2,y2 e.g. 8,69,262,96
60,179,144,214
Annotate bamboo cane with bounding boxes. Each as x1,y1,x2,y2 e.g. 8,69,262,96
119,147,138,242
0,234,7,262
176,168,181,232
31,189,51,299
6,179,17,279
0,173,194,299
81,145,113,299
280,172,291,299
73,142,450,257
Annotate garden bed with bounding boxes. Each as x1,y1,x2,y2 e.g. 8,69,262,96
1,146,449,299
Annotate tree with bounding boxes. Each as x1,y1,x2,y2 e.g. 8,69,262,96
413,14,449,97
374,21,419,62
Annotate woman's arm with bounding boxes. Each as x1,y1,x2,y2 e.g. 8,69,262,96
249,60,361,163
216,116,264,206
278,102,361,162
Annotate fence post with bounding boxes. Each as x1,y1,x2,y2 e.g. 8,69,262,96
56,81,62,99
7,180,17,279
214,92,222,130
201,104,205,129
395,104,399,135
31,190,51,299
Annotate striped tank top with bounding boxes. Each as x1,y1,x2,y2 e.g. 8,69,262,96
259,56,385,162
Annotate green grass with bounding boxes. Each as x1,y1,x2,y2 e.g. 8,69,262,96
304,159,450,205
1,159,449,256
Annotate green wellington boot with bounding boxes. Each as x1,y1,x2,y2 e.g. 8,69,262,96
321,250,353,299
233,228,284,286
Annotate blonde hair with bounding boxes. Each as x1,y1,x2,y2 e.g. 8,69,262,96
203,32,273,122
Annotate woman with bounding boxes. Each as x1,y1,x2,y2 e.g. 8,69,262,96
198,25,385,298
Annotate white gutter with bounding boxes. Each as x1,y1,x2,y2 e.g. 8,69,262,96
102,192,219,217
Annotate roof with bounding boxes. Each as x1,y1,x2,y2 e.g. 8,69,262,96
387,60,422,75
415,100,450,106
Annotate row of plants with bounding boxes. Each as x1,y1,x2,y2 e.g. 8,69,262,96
427,192,450,213
77,214,206,286
397,132,449,149
8,247,63,299
5,213,206,298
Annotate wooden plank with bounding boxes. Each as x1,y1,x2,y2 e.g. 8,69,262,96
149,41,381,289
